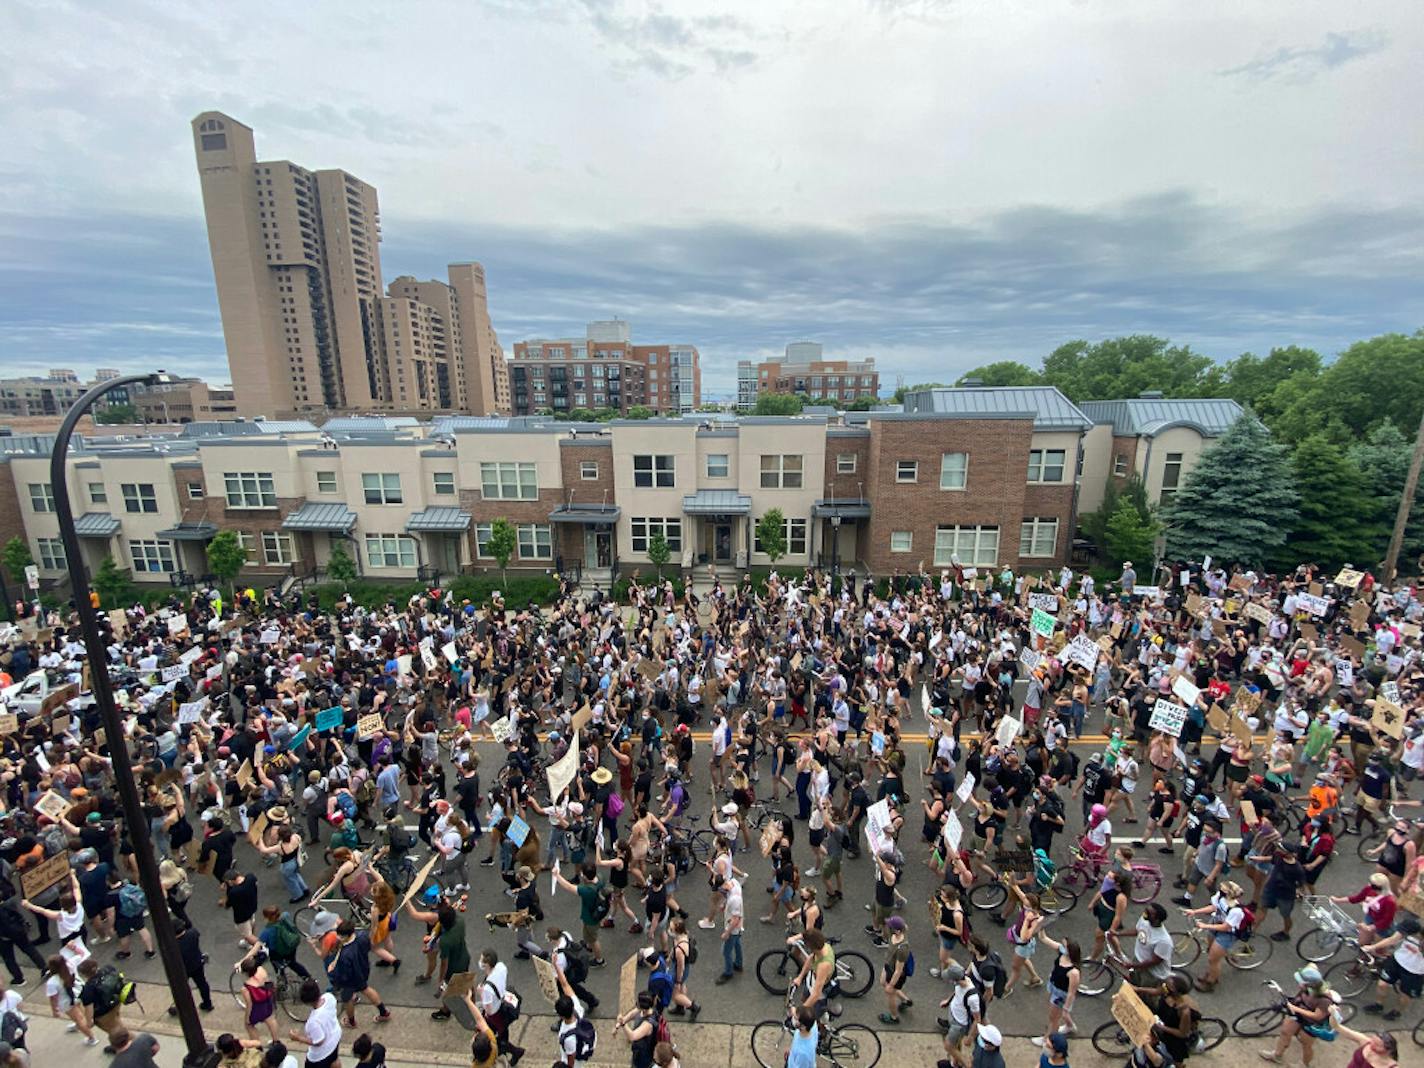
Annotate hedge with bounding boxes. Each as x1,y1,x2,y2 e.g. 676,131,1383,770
309,572,561,612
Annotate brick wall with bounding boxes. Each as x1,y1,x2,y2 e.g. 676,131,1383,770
1111,435,1138,484
822,437,870,501
459,488,562,569
557,444,615,505
0,465,25,580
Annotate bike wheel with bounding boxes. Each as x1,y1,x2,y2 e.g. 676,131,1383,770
834,951,874,999
825,1023,881,1068
687,830,715,863
755,950,794,995
1324,957,1374,998
1356,832,1385,862
1412,1012,1423,1047
750,1020,792,1068
1337,1000,1358,1026
1076,958,1113,997
275,969,303,1022
1091,1019,1134,1057
1040,883,1078,916
1058,864,1089,893
1295,927,1345,963
293,905,321,938
227,967,247,1009
1194,1016,1228,1051
1129,869,1162,904
967,882,1008,911
1171,930,1202,967
1233,1006,1284,1037
1227,936,1272,970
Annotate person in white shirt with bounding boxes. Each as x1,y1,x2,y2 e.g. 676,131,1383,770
287,980,341,1068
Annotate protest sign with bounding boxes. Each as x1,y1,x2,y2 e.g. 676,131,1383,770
1112,982,1156,1049
180,645,204,665
108,609,128,638
260,628,280,644
995,714,1022,748
356,713,384,740
235,759,254,789
955,771,976,806
420,644,438,672
442,641,459,665
1030,608,1056,638
1063,634,1100,671
545,735,581,800
1171,674,1201,707
1381,681,1400,704
1134,585,1162,600
1240,800,1258,828
1373,699,1407,740
571,704,593,732
168,613,188,637
1206,703,1229,732
1339,635,1366,661
864,798,893,858
1335,658,1355,688
942,809,963,854
246,811,269,847
399,854,441,910
315,706,344,732
532,954,561,1005
1334,568,1365,589
489,718,512,744
1297,593,1330,617
1244,602,1273,626
35,790,70,823
1349,601,1371,631
0,714,17,736
1028,592,1059,613
619,954,640,1019
506,815,531,848
1019,647,1042,674
21,853,69,900
288,724,311,751
160,664,187,683
1149,699,1189,737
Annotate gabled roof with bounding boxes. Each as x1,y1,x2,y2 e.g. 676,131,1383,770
1081,398,1246,438
899,387,1092,431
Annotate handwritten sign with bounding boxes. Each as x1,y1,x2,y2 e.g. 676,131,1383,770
35,791,71,823
20,853,70,900
288,724,311,751
955,771,976,806
1334,568,1365,589
1030,608,1056,638
0,714,17,735
545,735,581,801
246,811,269,847
1027,592,1059,613
1112,980,1156,1049
235,759,254,790
1149,698,1189,738
532,953,561,1005
1373,698,1407,740
442,641,459,665
1062,634,1100,671
1240,800,1258,828
167,613,188,637
1019,647,1042,674
619,953,640,1019
260,628,280,645
315,706,344,732
1296,593,1330,617
108,610,128,638
489,718,512,744
571,704,593,732
1244,602,1273,625
506,815,531,848
995,714,1022,748
1206,703,1229,732
864,797,893,858
161,664,187,683
356,714,384,740
1134,585,1162,600
942,808,963,854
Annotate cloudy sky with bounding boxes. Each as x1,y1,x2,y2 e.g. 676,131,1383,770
2,0,1421,398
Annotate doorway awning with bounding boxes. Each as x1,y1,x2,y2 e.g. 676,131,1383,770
549,504,621,524
74,512,120,538
282,502,357,532
156,521,219,541
405,507,471,533
812,498,872,519
682,490,751,515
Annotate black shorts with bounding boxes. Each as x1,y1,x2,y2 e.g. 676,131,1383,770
810,827,826,848
306,1052,340,1068
1383,957,1423,999
1226,763,1249,784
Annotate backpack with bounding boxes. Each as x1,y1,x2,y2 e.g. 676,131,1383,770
605,792,624,820
570,1016,598,1061
1234,905,1256,942
903,950,916,978
975,951,1007,1001
91,965,125,1014
590,888,612,924
647,955,674,1010
0,1009,25,1047
118,883,148,919
335,792,358,820
272,917,302,960
653,1011,673,1049
563,939,591,985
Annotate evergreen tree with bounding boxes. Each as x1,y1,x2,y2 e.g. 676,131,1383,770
1161,415,1298,568
1274,435,1380,570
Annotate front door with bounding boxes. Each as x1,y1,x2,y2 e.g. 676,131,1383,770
585,529,612,569
714,522,733,564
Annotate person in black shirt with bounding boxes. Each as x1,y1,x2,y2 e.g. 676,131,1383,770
197,816,237,881
1027,779,1066,854
221,870,260,945
167,918,215,1013
1073,754,1109,824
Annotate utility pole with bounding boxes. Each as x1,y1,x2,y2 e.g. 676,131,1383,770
1383,405,1424,582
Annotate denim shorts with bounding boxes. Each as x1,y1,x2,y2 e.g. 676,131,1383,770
1213,932,1238,950
1014,941,1036,959
1049,981,1068,1007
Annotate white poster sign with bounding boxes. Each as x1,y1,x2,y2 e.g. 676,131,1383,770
1019,647,1042,674
995,714,1022,748
941,808,963,854
442,641,459,664
1063,634,1100,671
177,698,207,724
955,771,976,806
1170,674,1201,707
1149,698,1189,737
1134,585,1162,600
260,628,280,645
167,613,188,636
545,735,581,801
1028,592,1059,613
1297,593,1330,617
160,664,187,683
864,798,893,858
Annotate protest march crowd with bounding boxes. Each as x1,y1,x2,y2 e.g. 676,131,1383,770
0,556,1421,1068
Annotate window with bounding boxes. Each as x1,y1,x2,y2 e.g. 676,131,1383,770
836,453,857,474
580,461,600,481
223,471,276,508
28,483,54,513
37,537,66,570
236,532,258,561
316,471,338,494
896,460,918,483
759,454,803,489
130,539,176,573
517,523,552,559
755,517,808,557
1027,449,1067,483
630,517,683,553
87,482,107,504
121,483,158,513
890,531,913,553
479,462,538,500
933,525,999,567
1019,518,1059,558
474,523,493,557
1112,454,1128,477
364,533,417,568
632,455,675,488
1160,452,1184,503
705,454,729,479
262,531,296,565
939,452,968,490
432,472,456,496
361,473,403,505
188,482,204,499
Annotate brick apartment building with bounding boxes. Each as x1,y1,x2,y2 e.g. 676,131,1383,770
508,319,700,416
737,342,879,409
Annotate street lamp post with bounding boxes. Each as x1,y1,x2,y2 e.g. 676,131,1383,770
830,514,842,587
49,371,218,1068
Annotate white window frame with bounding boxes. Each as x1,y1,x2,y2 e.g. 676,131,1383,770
516,523,552,560
28,483,54,513
223,471,276,508
630,517,683,554
364,533,417,568
1112,455,1128,477
262,531,297,565
473,522,493,558
121,482,157,514
188,482,205,500
896,460,918,483
890,531,913,554
939,452,968,491
754,517,808,557
316,471,338,494
361,472,403,505
579,461,600,481
1027,449,1067,484
836,453,857,475
632,454,675,488
479,462,538,500
129,539,176,573
705,454,730,479
87,482,107,504
37,537,67,571
432,471,456,496
1019,518,1059,559
759,454,803,490
1160,452,1184,504
236,532,258,561
933,525,999,567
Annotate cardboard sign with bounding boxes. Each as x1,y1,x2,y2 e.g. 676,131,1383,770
1097,635,1116,654
235,759,254,790
571,704,593,732
1240,800,1258,828
356,713,384,740
532,953,561,1005
1230,712,1255,746
20,853,70,900
1339,635,1366,661
35,791,71,823
545,735,581,801
1228,574,1252,593
1112,981,1156,1049
1171,674,1202,707
1402,622,1422,639
246,811,269,847
40,683,78,717
619,953,640,1019
108,610,128,638
1149,698,1189,738
1308,581,1323,596
398,853,441,910
1206,703,1229,732
442,971,476,1002
1399,886,1424,920
1297,593,1330,617
0,714,17,735
1350,601,1371,631
1334,568,1365,589
1030,608,1056,637
1373,699,1407,740
489,718,512,744
51,713,71,738
1028,592,1059,613
1185,592,1204,616
995,714,1022,748
315,706,344,731
637,657,663,681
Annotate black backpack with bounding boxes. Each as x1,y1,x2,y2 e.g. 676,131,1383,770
562,939,591,985
570,1015,598,1061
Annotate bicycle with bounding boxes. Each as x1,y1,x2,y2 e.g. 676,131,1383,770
1091,1011,1227,1057
227,949,304,1023
750,984,882,1068
1231,978,1356,1036
745,800,792,833
1077,949,1191,998
756,933,873,999
294,896,371,938
1293,895,1360,963
373,852,418,894
1170,917,1273,971
966,860,1079,916
1058,845,1164,903
1322,942,1390,998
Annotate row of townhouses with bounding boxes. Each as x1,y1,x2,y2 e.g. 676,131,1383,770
0,388,1245,592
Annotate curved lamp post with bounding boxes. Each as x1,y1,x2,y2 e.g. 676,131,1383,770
49,371,218,1068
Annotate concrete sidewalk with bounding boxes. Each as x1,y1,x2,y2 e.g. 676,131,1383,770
18,980,1369,1067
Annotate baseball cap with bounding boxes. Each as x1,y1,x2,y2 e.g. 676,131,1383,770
1294,964,1323,986
944,964,966,981
978,1025,1002,1047
1050,1033,1069,1053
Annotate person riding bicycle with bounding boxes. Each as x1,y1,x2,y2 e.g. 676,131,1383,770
1080,803,1113,863
327,811,361,852
791,927,837,1020
309,845,376,908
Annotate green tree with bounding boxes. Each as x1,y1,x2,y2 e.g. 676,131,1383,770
841,395,877,411
1220,346,1322,426
753,392,804,416
92,556,133,609
755,509,787,564
891,381,949,404
646,531,671,579
624,405,655,420
205,529,247,595
1080,475,1152,551
1161,415,1298,568
1103,498,1160,568
94,403,138,425
2,538,34,586
955,361,1041,387
1272,332,1424,445
326,545,358,589
1040,335,1228,402
486,518,518,585
1347,421,1424,561
1274,434,1380,570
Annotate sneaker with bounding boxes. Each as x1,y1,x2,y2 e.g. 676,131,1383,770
864,924,878,935
66,1024,78,1033
1269,932,1290,942
715,973,733,985
698,919,717,930
1172,896,1192,907
804,867,821,877
83,1037,99,1047
1363,1002,1384,1014
929,967,942,978
1030,1038,1046,1048
479,857,495,867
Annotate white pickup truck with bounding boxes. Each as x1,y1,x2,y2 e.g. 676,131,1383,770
0,670,80,717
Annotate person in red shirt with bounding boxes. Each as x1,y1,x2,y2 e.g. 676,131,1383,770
1331,873,1396,948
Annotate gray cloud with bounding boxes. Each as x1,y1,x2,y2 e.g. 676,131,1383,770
572,0,766,78
1220,29,1388,82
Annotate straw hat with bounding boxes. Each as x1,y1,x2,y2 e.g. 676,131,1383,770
267,806,289,824
590,767,613,785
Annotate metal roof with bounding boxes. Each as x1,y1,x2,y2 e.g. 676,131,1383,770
813,499,872,519
282,502,357,532
319,416,416,433
74,512,120,537
156,521,218,541
900,387,1092,430
1079,398,1247,438
405,507,471,533
683,490,751,515
549,504,622,524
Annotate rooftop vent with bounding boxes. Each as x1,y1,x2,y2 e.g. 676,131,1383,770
960,377,984,388
1138,390,1165,399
